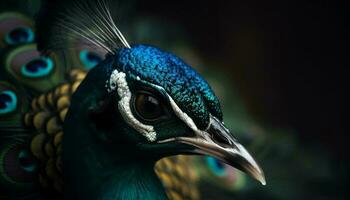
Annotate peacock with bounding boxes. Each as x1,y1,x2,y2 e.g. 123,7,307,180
0,0,265,199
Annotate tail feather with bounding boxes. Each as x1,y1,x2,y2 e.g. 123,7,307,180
0,1,103,198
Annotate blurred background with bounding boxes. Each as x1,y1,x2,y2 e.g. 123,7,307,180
1,0,347,199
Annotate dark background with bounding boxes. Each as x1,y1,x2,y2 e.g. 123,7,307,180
127,1,347,199
133,0,346,158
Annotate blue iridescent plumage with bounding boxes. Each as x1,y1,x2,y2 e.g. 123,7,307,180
4,26,34,45
79,50,103,70
0,90,17,114
114,45,222,129
21,57,54,78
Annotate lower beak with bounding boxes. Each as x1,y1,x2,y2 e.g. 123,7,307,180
160,115,266,185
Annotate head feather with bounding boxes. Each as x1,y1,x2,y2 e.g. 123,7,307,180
36,0,130,54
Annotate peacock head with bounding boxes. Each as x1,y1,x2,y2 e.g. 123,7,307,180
65,44,265,185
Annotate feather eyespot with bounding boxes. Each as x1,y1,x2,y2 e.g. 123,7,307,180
17,149,37,173
79,49,103,69
0,90,17,115
4,44,62,91
203,156,246,189
206,156,226,177
0,143,37,186
0,12,35,48
21,57,54,78
4,26,34,45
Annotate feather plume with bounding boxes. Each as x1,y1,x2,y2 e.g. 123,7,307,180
36,0,130,55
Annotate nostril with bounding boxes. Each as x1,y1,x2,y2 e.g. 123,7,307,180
207,123,232,146
210,131,232,147
206,115,235,147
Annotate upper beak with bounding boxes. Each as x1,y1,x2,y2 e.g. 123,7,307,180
159,115,266,185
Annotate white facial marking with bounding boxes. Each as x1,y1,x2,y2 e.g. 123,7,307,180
167,94,210,140
141,82,207,140
107,69,157,142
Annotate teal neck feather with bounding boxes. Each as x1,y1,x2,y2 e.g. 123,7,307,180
63,66,168,200
99,163,167,200
64,141,168,200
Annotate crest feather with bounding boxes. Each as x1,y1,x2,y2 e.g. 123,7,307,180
36,0,130,55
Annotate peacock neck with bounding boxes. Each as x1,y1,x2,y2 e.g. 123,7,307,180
64,136,169,200
97,162,168,200
63,113,168,200
63,67,168,200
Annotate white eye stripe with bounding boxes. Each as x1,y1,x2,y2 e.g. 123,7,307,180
107,69,205,142
142,82,206,138
107,69,156,142
167,94,209,139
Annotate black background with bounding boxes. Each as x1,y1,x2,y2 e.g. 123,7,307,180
134,0,346,159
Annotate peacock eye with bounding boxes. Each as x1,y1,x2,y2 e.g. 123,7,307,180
0,90,17,115
21,57,54,78
17,149,37,173
79,49,103,69
133,92,165,122
5,27,34,45
206,156,227,177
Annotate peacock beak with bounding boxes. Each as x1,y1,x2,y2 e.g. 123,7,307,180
161,115,266,185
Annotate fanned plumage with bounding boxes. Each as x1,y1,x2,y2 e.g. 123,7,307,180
0,0,249,199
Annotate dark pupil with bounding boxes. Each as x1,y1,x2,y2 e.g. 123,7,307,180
214,159,225,170
26,59,47,73
87,52,102,63
0,93,12,109
135,94,162,120
9,27,29,43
